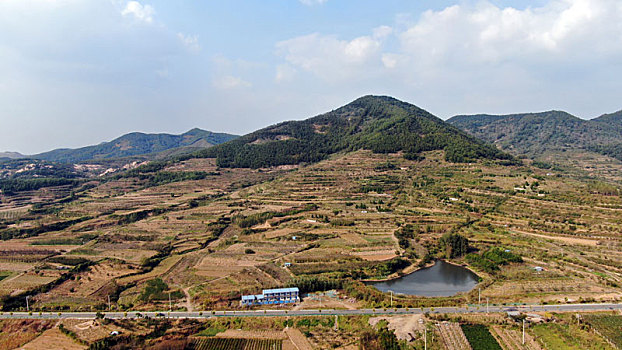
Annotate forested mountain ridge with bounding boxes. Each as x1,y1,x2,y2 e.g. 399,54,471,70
0,152,24,160
448,110,622,160
198,95,512,168
593,109,622,127
32,128,238,163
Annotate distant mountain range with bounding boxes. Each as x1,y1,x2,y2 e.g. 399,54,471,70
2,129,237,163
5,102,622,169
198,95,511,168
447,110,622,161
0,152,25,160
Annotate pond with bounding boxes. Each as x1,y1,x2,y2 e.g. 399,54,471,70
369,260,479,297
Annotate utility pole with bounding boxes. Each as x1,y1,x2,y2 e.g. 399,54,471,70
478,287,481,305
169,292,172,312
108,295,111,311
26,296,29,312
390,290,393,307
486,297,489,314
522,319,525,345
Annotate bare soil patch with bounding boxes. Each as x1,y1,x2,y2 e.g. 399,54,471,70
19,327,86,350
369,315,425,341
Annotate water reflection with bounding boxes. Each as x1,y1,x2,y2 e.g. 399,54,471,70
370,260,479,297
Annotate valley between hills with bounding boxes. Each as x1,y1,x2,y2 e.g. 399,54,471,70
0,96,621,349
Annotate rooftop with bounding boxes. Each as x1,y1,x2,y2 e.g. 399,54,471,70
263,287,299,294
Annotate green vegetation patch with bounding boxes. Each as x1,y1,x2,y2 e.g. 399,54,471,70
195,326,226,337
31,233,97,246
460,324,502,350
233,204,317,228
0,177,79,194
0,271,11,282
47,256,90,266
532,320,614,350
466,247,522,274
439,232,469,258
139,278,183,302
582,313,622,347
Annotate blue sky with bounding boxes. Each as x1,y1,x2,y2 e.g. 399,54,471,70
1,0,621,154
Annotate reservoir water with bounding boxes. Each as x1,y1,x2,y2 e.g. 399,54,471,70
370,260,479,297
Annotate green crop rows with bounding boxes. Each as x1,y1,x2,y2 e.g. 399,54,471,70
461,324,502,350
192,337,282,350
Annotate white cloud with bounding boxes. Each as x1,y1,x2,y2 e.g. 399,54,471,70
372,25,393,39
274,0,622,117
121,1,155,23
177,33,200,52
381,53,401,69
299,0,328,6
275,64,296,83
276,32,384,82
398,0,622,67
213,75,252,90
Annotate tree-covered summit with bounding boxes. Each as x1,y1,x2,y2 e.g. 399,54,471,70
199,95,511,168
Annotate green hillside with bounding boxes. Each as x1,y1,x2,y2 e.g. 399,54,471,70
32,128,238,163
593,109,622,127
199,95,511,168
448,111,622,160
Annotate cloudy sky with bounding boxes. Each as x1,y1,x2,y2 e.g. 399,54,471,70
1,0,622,154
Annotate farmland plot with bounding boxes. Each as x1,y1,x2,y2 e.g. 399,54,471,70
461,324,502,350
582,314,622,348
531,321,615,350
191,337,282,350
437,322,472,350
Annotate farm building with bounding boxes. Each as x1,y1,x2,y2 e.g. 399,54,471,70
241,287,300,306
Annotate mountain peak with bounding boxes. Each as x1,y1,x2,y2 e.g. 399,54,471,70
198,96,511,168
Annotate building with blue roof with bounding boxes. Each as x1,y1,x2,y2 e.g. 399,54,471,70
241,287,300,306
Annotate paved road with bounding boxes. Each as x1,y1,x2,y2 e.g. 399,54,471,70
0,303,619,320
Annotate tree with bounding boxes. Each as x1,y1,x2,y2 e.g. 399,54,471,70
139,278,168,301
439,232,469,258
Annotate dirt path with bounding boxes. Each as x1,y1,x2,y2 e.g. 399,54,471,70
182,286,194,312
285,327,314,350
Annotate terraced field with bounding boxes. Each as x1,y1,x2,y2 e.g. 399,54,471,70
0,150,619,314
190,337,282,350
437,322,471,350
